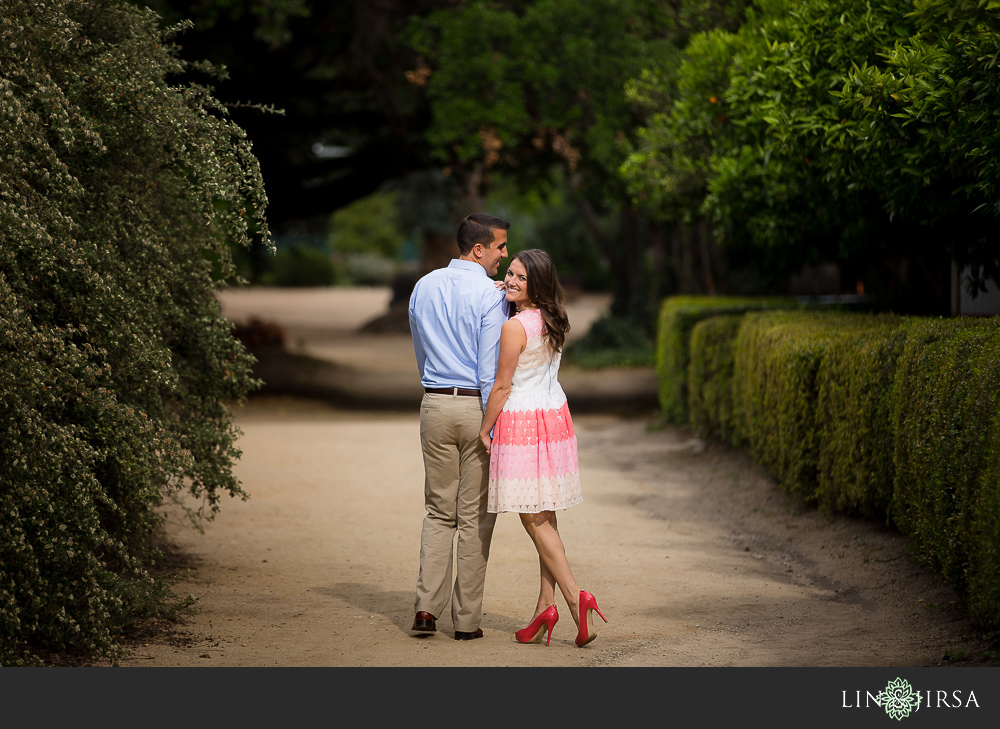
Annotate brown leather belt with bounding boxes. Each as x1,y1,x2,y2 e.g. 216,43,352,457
424,387,481,397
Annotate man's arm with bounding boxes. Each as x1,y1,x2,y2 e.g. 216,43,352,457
409,287,427,378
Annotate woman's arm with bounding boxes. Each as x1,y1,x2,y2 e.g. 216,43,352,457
480,319,526,453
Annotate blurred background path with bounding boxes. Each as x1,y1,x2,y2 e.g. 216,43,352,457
216,286,659,413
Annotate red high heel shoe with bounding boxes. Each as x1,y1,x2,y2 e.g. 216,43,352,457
515,605,559,646
574,590,607,647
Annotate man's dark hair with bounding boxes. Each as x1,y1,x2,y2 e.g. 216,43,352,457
456,213,510,255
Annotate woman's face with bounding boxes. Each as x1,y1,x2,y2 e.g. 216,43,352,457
503,258,531,310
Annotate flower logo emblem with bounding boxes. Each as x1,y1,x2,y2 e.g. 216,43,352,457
878,678,919,720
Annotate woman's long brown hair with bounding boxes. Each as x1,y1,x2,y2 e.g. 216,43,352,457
514,248,570,352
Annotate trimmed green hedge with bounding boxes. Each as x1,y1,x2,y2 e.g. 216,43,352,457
670,303,1000,630
656,296,796,424
815,316,907,518
687,314,742,444
891,319,1000,616
971,417,1000,629
732,311,882,503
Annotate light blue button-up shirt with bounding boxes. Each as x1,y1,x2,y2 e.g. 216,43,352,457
409,259,508,408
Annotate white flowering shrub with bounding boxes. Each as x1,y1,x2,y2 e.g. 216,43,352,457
0,0,269,664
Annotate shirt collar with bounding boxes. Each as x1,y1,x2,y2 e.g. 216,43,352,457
448,258,489,276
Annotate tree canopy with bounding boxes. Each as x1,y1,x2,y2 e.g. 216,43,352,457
622,0,1000,311
137,0,442,227
407,0,754,322
119,0,1000,314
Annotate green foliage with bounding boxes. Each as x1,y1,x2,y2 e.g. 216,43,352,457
408,0,678,188
405,0,710,323
563,314,655,369
0,0,268,664
251,191,408,287
141,0,310,48
268,246,337,287
626,0,857,263
670,305,1000,629
687,314,742,443
891,318,1000,598
483,171,616,291
327,189,411,287
656,295,796,424
970,414,1000,629
621,27,746,222
624,0,1000,301
814,316,908,518
834,0,1000,292
328,191,406,259
705,0,913,267
733,312,854,501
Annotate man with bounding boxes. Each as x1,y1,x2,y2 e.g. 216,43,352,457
408,212,510,641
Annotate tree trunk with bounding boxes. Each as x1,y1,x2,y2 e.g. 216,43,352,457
577,197,624,282
417,163,483,276
671,223,698,294
420,230,458,275
648,220,667,315
696,221,717,295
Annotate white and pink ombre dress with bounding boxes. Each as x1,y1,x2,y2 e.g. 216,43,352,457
488,308,582,513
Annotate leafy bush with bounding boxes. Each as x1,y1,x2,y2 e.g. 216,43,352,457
656,296,796,424
625,0,1000,308
970,416,1000,629
891,318,1000,602
733,311,884,502
732,312,821,501
686,308,909,509
327,190,406,259
687,314,742,443
675,306,1000,630
268,246,337,287
0,0,267,665
564,314,654,369
814,316,908,519
836,0,1000,291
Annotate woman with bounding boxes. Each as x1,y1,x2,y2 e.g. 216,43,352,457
479,249,607,647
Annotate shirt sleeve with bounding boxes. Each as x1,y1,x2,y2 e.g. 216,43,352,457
409,285,426,378
477,289,507,409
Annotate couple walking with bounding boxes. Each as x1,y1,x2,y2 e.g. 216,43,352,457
407,212,606,648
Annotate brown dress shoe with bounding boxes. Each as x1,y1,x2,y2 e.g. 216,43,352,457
411,611,436,632
454,628,484,641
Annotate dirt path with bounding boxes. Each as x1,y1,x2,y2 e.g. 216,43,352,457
109,288,996,667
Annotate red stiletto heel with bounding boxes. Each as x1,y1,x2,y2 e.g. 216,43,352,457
574,590,607,647
515,605,559,646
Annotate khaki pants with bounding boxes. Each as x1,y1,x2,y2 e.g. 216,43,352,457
414,392,497,632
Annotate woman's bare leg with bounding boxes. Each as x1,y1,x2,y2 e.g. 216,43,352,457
529,559,557,620
520,510,581,626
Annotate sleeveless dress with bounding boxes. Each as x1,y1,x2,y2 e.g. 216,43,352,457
488,308,582,513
